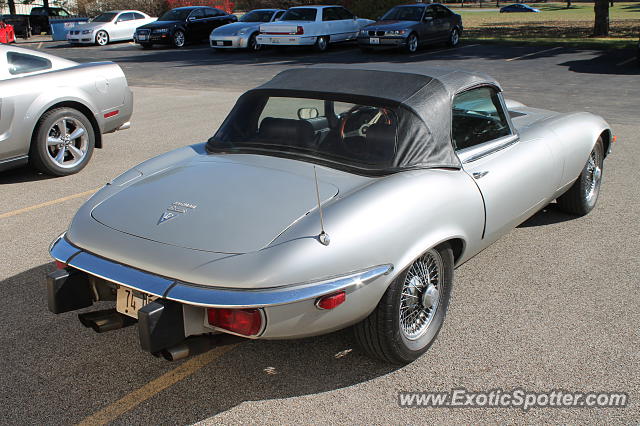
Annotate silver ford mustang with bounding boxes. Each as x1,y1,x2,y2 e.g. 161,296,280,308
0,45,133,175
48,65,612,364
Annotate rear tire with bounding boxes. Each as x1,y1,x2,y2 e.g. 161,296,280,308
29,108,95,176
314,35,329,52
448,27,460,47
354,243,454,364
556,138,604,216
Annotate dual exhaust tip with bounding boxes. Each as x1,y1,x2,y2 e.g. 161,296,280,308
78,309,215,361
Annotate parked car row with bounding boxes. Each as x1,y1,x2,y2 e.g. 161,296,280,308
63,3,463,54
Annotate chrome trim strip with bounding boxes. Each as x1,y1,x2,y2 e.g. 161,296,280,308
167,264,393,309
457,134,519,164
49,233,81,263
49,235,393,308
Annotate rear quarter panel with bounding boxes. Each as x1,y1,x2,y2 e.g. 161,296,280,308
0,62,131,159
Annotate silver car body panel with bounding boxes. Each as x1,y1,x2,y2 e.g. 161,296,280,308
50,68,612,340
0,45,133,169
66,10,156,44
209,10,285,49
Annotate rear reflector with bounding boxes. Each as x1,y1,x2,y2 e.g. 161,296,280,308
104,110,119,118
296,26,304,35
315,291,346,310
207,308,262,336
55,261,67,270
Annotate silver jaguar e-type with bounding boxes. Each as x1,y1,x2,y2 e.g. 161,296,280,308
48,65,612,364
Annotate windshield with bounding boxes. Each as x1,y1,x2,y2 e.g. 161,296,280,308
158,9,191,21
92,12,117,22
381,6,424,21
281,8,317,21
240,10,274,22
210,95,400,171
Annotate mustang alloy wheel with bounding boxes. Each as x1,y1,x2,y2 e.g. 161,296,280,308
354,243,454,364
557,137,604,215
172,30,186,48
95,30,109,46
404,33,418,53
448,28,460,47
29,108,95,176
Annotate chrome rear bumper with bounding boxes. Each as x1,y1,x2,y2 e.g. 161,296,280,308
49,233,392,309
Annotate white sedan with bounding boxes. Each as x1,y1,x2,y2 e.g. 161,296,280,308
256,5,373,52
66,10,156,46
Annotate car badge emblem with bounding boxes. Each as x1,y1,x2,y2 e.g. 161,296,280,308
158,202,197,224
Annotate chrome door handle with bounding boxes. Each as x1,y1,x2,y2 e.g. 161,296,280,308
472,171,489,179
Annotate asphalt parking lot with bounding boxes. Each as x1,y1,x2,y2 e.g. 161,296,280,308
1,39,638,424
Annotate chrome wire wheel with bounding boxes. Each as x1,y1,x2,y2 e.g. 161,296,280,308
585,149,602,203
95,30,109,46
46,117,89,169
399,249,443,340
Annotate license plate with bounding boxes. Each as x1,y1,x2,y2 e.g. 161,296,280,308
216,41,224,46
116,286,156,318
138,34,147,41
370,37,379,44
271,38,280,44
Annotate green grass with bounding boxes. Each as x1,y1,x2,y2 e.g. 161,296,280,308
454,2,639,47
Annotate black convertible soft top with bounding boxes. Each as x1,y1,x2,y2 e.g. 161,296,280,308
208,65,502,173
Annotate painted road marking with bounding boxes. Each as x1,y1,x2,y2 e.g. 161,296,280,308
77,344,239,426
616,57,636,67
0,188,99,220
411,43,480,57
506,46,562,62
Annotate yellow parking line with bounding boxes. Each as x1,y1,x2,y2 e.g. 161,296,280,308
0,188,99,220
77,344,238,426
506,46,562,62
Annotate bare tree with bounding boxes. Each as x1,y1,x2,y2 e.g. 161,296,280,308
593,0,609,36
566,0,571,8
7,0,16,15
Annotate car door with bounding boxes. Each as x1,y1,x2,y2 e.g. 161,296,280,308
433,5,453,39
321,7,341,41
185,8,205,40
335,7,358,40
453,86,562,241
113,12,136,40
418,6,439,42
204,8,231,34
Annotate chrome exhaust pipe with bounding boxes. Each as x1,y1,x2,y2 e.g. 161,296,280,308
160,336,214,361
78,309,135,333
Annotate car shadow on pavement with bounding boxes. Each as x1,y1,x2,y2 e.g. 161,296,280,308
0,165,54,184
0,263,398,425
517,203,577,228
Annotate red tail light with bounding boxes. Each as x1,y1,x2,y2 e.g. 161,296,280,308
296,26,304,35
207,308,262,336
55,261,67,270
316,291,346,310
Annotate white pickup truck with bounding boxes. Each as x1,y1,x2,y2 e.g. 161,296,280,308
256,5,373,52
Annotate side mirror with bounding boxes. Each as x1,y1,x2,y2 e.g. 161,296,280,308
298,107,319,120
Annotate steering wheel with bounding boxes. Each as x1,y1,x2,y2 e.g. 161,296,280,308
339,105,392,141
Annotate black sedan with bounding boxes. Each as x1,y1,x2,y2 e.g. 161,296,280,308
357,4,462,53
134,6,236,48
499,4,541,13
